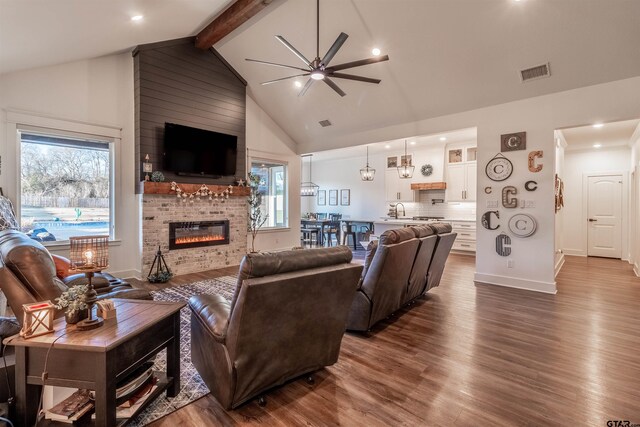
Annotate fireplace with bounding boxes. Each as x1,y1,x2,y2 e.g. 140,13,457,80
169,220,230,250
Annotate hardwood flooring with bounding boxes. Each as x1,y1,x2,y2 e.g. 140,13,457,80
145,254,640,426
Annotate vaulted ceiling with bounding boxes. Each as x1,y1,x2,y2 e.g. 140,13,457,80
2,0,640,154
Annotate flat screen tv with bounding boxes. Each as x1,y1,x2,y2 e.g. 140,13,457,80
163,122,237,177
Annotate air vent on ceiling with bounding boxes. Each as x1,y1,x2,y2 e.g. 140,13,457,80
319,120,332,127
520,62,551,82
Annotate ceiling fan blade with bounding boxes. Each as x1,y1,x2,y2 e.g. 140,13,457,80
323,78,346,97
261,74,310,86
330,72,381,84
298,79,314,97
321,32,349,66
275,35,312,68
327,54,389,72
246,59,310,72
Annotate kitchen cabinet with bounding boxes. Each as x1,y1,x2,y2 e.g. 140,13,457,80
449,220,476,252
385,169,416,202
446,143,476,202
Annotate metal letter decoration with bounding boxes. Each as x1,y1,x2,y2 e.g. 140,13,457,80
528,150,543,172
496,233,512,257
484,186,492,194
481,211,500,230
524,180,538,191
501,132,527,152
502,186,518,208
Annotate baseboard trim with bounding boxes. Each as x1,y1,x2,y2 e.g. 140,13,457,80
563,249,586,257
634,262,640,278
555,254,565,277
474,273,557,294
109,269,142,280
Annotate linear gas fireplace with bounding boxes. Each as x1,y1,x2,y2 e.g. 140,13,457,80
169,220,229,250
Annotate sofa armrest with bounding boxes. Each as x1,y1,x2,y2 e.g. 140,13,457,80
189,294,231,343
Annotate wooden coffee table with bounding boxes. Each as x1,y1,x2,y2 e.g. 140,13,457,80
5,299,185,427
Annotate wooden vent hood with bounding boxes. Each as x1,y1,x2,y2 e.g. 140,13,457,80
410,182,447,190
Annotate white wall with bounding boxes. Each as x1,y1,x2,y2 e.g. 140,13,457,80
298,76,640,294
245,95,301,251
629,124,640,275
562,146,630,257
0,53,139,277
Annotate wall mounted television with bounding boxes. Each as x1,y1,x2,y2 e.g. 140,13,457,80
163,122,237,177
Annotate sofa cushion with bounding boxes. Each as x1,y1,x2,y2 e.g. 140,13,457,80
429,222,453,234
52,254,71,279
358,240,378,287
412,225,435,238
379,227,416,245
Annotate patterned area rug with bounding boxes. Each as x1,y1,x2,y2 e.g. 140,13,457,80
129,275,237,426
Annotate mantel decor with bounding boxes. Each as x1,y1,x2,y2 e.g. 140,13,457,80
170,182,234,203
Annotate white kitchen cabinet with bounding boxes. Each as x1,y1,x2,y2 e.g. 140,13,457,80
448,220,477,253
446,143,476,202
385,169,416,202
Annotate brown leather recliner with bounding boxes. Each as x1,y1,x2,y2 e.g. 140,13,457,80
0,229,152,322
188,246,363,409
346,223,456,332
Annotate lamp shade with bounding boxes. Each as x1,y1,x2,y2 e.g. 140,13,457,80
69,235,109,271
20,301,55,339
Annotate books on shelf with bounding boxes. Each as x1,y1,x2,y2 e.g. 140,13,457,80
45,389,94,423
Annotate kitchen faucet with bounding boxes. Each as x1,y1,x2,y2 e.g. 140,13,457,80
394,203,405,218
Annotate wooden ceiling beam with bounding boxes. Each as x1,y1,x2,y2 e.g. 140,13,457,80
195,0,274,50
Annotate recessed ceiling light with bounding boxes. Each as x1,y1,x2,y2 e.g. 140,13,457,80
294,81,302,88
131,15,144,22
439,137,447,141
592,123,604,128
371,47,381,56
593,143,602,148
384,144,390,149
410,141,416,145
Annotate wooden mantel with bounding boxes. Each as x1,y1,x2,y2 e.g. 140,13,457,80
410,182,447,190
141,181,250,196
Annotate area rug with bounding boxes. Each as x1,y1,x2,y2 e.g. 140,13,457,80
129,275,237,426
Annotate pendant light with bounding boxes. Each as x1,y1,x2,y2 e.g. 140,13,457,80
360,146,376,181
300,154,319,196
397,140,415,179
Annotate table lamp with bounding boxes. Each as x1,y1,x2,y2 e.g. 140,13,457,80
19,301,55,338
68,235,109,330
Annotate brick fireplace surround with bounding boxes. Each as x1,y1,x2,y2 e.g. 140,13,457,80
141,184,248,277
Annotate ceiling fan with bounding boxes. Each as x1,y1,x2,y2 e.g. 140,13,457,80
245,0,389,97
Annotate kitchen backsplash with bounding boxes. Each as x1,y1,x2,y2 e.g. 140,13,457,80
390,190,475,220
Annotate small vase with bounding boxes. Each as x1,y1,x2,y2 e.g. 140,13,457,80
65,309,89,325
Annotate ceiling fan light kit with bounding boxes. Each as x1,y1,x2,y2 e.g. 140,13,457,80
246,0,389,97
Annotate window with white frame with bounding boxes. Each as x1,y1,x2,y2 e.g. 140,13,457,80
19,131,113,243
250,160,288,229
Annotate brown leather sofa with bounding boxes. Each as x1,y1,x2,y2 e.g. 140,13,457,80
346,223,456,332
189,246,363,409
0,229,152,322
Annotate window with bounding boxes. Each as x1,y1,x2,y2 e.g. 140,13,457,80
19,131,113,243
250,160,288,229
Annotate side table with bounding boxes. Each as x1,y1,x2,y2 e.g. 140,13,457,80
4,299,185,427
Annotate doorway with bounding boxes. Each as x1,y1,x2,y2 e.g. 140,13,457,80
586,174,622,258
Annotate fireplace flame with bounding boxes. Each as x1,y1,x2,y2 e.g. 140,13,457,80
175,235,225,245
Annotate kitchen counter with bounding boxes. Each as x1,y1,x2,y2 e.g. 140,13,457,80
374,217,475,225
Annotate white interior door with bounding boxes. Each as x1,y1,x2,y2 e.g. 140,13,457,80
587,175,622,258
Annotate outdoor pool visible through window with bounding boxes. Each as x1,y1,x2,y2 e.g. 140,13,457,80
20,132,112,243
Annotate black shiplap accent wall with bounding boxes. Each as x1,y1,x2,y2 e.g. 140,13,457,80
133,38,246,193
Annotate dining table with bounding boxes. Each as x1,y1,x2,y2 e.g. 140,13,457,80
300,219,334,246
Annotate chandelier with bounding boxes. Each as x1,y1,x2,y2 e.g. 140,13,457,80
360,146,375,181
397,140,415,179
300,154,319,197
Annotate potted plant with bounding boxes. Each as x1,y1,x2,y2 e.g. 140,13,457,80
54,285,89,324
247,172,268,253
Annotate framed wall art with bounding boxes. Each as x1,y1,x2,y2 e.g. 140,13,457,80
317,190,326,206
387,156,398,168
329,189,338,206
400,154,412,166
340,189,350,206
501,132,526,152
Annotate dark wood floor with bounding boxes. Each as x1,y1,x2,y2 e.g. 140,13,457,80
144,254,640,426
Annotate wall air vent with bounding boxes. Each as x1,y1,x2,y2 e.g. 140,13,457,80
520,62,551,82
319,120,332,127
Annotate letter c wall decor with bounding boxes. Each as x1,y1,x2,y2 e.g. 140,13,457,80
502,186,518,208
528,150,543,172
496,233,512,256
481,211,500,230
